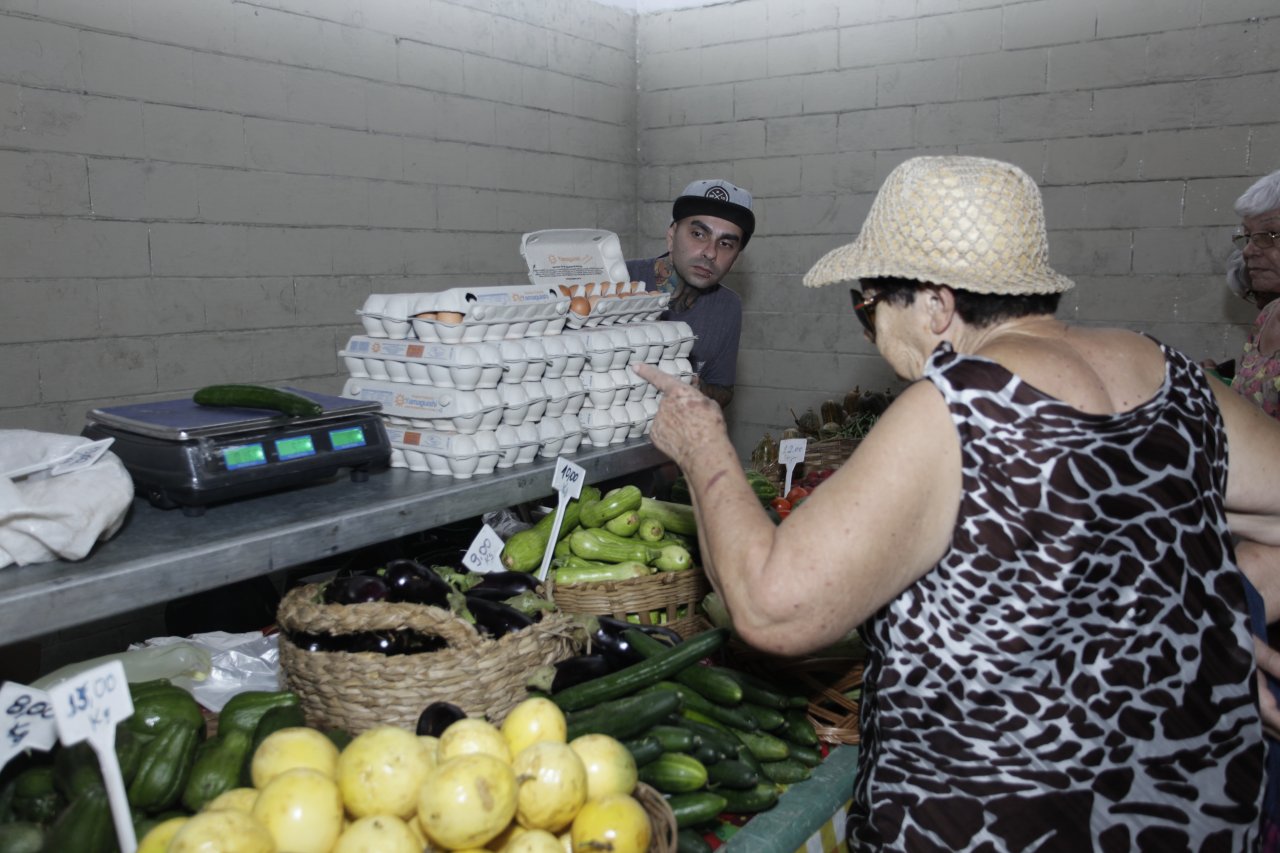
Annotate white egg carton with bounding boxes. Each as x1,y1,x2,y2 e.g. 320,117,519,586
495,423,543,468
357,285,570,342
384,426,501,479
563,289,670,330
578,399,653,446
338,336,504,390
341,378,504,434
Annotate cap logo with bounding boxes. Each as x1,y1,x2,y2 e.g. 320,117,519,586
704,186,731,202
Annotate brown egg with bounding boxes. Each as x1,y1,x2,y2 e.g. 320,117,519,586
436,311,465,325
414,312,438,320
570,296,591,316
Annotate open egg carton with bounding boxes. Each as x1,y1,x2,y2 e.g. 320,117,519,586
357,284,570,343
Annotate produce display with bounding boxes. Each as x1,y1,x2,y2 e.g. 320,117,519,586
533,623,828,849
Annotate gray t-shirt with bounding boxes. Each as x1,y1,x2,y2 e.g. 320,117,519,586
625,254,742,388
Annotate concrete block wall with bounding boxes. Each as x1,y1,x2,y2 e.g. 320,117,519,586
0,0,637,434
635,0,1280,457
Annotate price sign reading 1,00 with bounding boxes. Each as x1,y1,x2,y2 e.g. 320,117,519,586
552,457,586,501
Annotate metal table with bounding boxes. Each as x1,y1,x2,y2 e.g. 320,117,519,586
0,439,667,645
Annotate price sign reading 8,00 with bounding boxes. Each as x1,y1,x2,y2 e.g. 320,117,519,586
0,682,57,770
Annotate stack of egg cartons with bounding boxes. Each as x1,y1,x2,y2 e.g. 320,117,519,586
338,283,693,479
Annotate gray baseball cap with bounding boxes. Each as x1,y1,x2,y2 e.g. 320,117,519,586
673,179,755,247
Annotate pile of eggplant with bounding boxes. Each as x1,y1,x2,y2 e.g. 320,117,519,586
527,616,684,693
286,559,555,655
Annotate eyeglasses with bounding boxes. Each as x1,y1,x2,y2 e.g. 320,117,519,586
1232,231,1280,250
849,289,881,341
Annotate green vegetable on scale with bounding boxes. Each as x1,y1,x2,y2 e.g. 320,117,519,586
193,384,323,417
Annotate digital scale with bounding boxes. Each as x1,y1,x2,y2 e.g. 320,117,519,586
82,389,391,515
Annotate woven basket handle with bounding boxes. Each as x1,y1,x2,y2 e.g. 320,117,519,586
276,583,484,652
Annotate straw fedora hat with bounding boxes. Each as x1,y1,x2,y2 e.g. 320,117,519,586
803,156,1074,296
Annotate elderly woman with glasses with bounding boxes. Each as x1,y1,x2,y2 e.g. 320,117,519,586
1224,170,1280,418
635,156,1280,850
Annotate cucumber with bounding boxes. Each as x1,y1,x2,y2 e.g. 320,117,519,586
705,758,759,790
674,716,741,758
551,628,728,712
676,827,714,853
619,736,664,767
737,702,786,732
638,753,708,794
730,726,790,763
193,384,323,417
666,792,727,830
643,682,757,732
717,782,779,814
692,742,727,766
624,630,743,706
708,666,795,710
565,690,682,741
781,709,820,746
784,743,824,768
760,758,811,784
647,724,698,753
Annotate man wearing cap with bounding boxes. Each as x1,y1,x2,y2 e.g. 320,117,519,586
627,179,755,409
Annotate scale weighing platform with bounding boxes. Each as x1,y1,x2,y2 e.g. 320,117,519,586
82,389,390,515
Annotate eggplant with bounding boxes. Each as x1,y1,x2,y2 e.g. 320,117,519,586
323,574,390,605
591,616,682,668
549,654,616,693
470,571,542,598
381,559,452,608
416,701,467,737
343,631,400,654
465,595,534,638
288,631,342,652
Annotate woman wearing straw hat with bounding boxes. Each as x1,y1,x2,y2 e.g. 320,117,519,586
634,156,1280,849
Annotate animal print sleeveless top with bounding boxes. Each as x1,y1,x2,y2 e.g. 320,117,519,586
849,341,1263,851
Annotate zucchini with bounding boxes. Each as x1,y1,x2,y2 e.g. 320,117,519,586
619,736,664,767
193,384,323,417
637,752,708,794
604,510,641,537
717,782,779,814
565,690,682,741
568,528,662,565
737,702,786,732
676,827,714,853
624,630,743,706
666,792,727,829
636,517,665,542
760,758,811,784
553,560,654,585
639,497,698,535
580,486,643,528
643,682,757,732
501,486,602,572
551,628,728,712
653,544,693,572
705,758,760,790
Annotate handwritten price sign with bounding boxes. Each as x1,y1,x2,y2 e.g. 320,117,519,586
464,524,506,574
49,660,137,853
539,457,588,583
778,438,808,496
0,683,57,771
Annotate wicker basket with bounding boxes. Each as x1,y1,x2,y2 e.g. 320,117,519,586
275,583,584,734
634,781,678,853
755,436,861,494
550,569,712,639
726,641,864,746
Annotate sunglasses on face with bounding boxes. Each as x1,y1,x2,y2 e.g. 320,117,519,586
849,289,881,341
1233,231,1280,250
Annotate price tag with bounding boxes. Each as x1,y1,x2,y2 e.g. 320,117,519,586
0,683,57,771
778,438,807,497
48,661,137,853
463,524,506,574
538,458,588,583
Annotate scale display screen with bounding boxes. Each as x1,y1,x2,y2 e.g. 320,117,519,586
222,443,267,470
274,435,317,461
329,426,367,450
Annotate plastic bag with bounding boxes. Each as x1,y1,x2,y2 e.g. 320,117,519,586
129,631,282,712
0,429,133,568
32,642,213,693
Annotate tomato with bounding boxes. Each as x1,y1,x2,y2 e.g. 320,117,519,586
784,486,810,504
791,496,808,509
769,497,791,512
774,508,791,520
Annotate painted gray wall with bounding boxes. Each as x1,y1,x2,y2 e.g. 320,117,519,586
1,0,1276,462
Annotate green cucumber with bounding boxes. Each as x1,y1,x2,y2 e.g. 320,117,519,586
551,628,728,712
674,715,741,758
708,666,795,710
717,782,779,814
676,827,714,853
730,726,790,763
786,743,824,767
637,752,708,794
705,758,760,790
647,724,698,753
666,792,727,830
193,384,323,417
565,690,682,741
737,702,786,732
781,709,820,746
760,758,811,784
692,742,727,766
643,682,756,732
619,736,664,767
624,630,743,706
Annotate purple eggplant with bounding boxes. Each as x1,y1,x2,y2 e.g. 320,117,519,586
465,595,534,638
288,631,342,652
416,701,467,737
471,571,542,597
381,559,451,608
591,616,681,667
550,654,616,693
323,574,390,605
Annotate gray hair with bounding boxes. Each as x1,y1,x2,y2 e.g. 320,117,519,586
1235,169,1280,218
1226,248,1251,299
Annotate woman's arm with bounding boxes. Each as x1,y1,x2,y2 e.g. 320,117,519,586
1216,377,1280,544
634,364,963,657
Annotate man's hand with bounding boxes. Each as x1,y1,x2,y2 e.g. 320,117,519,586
1256,636,1280,741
